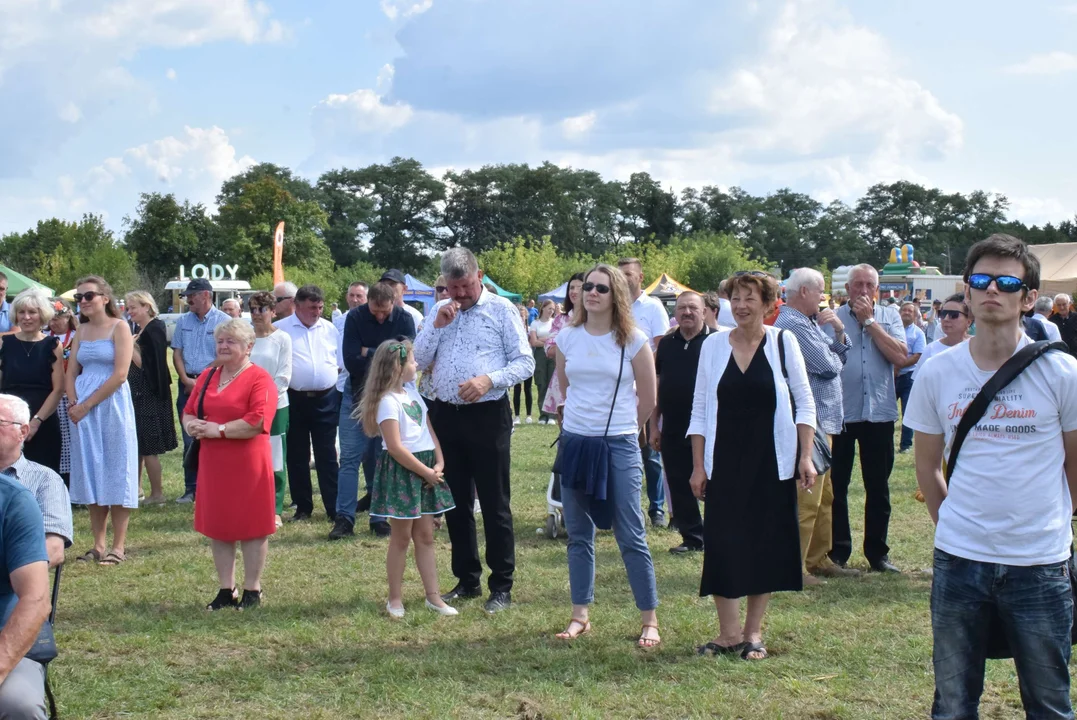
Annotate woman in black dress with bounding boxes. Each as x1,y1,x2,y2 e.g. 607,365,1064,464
0,290,65,472
687,272,817,660
125,291,178,504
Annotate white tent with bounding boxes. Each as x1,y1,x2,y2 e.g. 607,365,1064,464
538,282,567,302
1029,243,1077,297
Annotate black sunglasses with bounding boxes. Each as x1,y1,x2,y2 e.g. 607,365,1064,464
968,273,1026,293
582,282,610,294
74,291,101,303
435,286,448,294
938,309,967,320
275,296,294,303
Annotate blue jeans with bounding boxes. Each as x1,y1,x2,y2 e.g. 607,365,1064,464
640,438,666,517
336,381,382,524
896,372,914,451
931,548,1073,720
561,432,659,611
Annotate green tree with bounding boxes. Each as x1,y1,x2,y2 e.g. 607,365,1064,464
123,193,221,283
316,170,376,268
618,172,677,245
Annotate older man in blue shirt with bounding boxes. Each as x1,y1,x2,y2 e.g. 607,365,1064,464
831,264,907,574
170,279,230,503
0,273,10,334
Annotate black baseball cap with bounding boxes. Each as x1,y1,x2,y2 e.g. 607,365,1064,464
380,269,406,285
179,278,213,296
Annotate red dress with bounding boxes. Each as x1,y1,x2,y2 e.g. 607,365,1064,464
184,365,277,542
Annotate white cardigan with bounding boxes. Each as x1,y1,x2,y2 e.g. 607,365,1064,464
687,325,816,481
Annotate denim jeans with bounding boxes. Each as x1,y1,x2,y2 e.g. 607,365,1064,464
931,548,1073,720
640,438,666,517
561,432,659,611
896,372,914,451
335,381,382,524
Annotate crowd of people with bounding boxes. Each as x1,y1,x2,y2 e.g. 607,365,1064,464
0,232,1073,717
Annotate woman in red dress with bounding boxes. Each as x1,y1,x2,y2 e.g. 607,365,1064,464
182,318,277,611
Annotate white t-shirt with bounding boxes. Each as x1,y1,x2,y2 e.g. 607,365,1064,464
631,293,670,348
718,297,736,328
912,338,962,379
530,318,554,341
375,386,435,453
558,325,649,437
1033,313,1063,343
903,336,1077,566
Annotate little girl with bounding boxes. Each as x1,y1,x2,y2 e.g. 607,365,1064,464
358,339,457,618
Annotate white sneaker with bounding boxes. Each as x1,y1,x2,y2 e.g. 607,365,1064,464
526,416,534,424
513,416,521,426
426,599,459,616
386,601,405,619
473,499,481,513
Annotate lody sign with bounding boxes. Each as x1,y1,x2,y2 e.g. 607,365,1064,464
178,263,241,281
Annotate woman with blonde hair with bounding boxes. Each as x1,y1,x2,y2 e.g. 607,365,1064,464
529,299,557,424
552,264,661,647
47,299,78,484
0,289,65,472
125,291,177,504
67,276,139,566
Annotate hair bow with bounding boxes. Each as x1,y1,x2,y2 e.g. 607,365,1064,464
388,343,408,365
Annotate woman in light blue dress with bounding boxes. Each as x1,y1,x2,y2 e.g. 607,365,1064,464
66,275,139,567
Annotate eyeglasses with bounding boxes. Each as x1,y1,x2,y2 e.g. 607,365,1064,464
73,291,100,303
967,273,1027,293
0,420,25,428
938,309,967,320
250,306,271,314
435,286,448,294
582,282,610,294
275,296,294,303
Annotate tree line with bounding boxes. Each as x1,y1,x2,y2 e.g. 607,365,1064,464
1,158,1074,302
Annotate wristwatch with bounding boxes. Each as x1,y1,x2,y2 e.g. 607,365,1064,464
862,317,876,329
218,424,227,438
31,415,42,424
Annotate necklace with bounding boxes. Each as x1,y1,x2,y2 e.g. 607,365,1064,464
218,361,251,390
14,332,41,358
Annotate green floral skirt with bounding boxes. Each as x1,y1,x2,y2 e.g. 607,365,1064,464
370,450,455,520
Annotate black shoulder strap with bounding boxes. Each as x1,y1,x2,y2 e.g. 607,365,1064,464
777,329,787,380
604,344,626,437
196,367,217,421
945,340,1068,483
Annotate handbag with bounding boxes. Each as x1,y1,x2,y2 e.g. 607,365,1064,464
182,368,217,475
777,329,832,479
944,339,1077,660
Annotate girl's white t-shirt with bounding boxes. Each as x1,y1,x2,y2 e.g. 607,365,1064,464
530,318,554,341
912,338,963,379
558,324,649,437
376,386,435,453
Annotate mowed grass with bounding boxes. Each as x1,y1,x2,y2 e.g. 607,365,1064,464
52,398,1057,720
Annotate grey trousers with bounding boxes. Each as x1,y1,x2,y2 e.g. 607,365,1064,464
0,658,47,720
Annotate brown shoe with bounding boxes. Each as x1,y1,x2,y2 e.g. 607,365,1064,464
811,562,862,579
803,573,826,587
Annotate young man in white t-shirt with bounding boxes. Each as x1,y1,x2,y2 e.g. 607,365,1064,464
904,234,1077,720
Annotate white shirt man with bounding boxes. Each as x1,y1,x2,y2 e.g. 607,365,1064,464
1032,296,1063,343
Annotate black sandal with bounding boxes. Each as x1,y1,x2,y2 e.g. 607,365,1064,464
75,549,102,563
740,641,768,660
207,588,239,611
237,589,261,611
697,641,747,657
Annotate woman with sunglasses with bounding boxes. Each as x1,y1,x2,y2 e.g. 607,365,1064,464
912,294,972,378
540,272,586,422
553,264,661,648
248,291,292,529
47,299,77,485
67,276,139,566
125,291,178,505
0,289,65,474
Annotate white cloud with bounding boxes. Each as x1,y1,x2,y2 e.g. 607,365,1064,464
123,126,255,188
1006,195,1071,225
380,0,433,21
166,68,177,80
83,0,287,47
1005,51,1077,76
311,88,414,140
561,112,597,140
58,102,82,124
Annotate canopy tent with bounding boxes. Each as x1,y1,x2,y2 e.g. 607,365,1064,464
481,275,523,302
645,273,695,300
538,282,567,303
0,265,53,297
1030,243,1077,297
402,274,436,315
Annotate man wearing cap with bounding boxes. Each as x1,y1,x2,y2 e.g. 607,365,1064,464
380,269,425,327
273,281,298,322
171,278,229,503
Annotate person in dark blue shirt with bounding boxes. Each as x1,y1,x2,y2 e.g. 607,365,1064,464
333,282,416,539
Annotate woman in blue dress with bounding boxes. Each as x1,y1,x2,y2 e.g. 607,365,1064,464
67,275,139,566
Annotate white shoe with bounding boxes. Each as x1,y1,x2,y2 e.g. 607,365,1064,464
386,601,405,619
426,598,459,616
525,416,533,424
513,416,521,426
473,499,481,513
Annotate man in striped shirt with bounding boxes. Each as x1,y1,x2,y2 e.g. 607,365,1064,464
774,269,859,583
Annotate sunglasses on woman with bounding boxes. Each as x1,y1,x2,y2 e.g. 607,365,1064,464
435,286,448,294
967,273,1027,293
73,291,100,303
582,282,610,294
938,309,967,320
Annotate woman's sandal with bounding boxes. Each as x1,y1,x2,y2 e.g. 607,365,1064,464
75,549,102,563
555,618,592,640
697,641,747,657
638,624,661,649
98,551,126,566
740,641,768,660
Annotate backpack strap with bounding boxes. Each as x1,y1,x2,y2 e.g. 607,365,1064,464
945,340,1068,483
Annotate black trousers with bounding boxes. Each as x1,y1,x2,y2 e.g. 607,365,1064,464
662,437,703,548
429,396,515,593
829,420,894,565
286,388,340,518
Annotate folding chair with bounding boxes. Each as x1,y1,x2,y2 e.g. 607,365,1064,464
44,564,61,720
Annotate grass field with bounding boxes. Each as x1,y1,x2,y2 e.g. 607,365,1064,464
52,404,1050,719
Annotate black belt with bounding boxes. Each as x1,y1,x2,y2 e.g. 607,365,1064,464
433,397,507,411
291,387,335,398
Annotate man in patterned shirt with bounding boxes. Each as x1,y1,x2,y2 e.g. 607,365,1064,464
415,248,534,614
775,269,859,583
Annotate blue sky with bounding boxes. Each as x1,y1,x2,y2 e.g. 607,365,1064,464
1,0,1075,237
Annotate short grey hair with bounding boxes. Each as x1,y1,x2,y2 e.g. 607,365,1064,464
1035,296,1056,314
786,268,825,294
274,281,298,298
0,394,30,425
221,298,241,312
11,289,54,328
848,264,879,286
1055,293,1072,305
213,318,256,349
440,247,480,280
